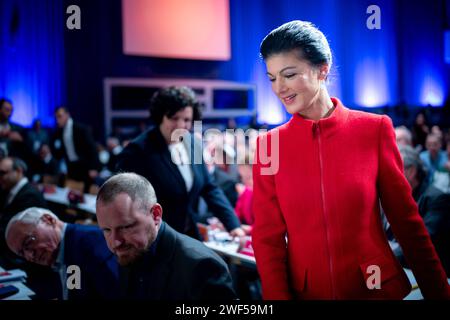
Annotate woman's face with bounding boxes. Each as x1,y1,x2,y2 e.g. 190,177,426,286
416,114,425,126
159,106,193,144
265,50,323,115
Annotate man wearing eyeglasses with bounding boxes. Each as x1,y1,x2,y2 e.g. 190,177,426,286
96,173,237,300
5,207,120,299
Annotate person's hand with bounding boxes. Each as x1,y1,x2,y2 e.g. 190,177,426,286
241,224,253,235
229,227,246,238
88,170,98,179
235,183,246,196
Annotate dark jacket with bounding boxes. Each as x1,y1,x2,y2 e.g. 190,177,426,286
391,183,450,277
63,224,120,299
116,127,240,239
119,222,236,300
0,182,48,246
0,182,54,298
53,121,100,171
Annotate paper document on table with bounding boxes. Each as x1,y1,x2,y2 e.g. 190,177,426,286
2,281,35,300
0,269,27,283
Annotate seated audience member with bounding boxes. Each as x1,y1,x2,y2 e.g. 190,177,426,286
5,207,120,299
26,119,50,155
395,126,413,147
0,157,47,247
385,145,450,277
444,137,450,173
412,111,430,150
95,172,237,300
234,158,254,235
0,98,26,159
30,144,60,183
431,125,444,141
0,157,57,298
212,145,239,206
420,133,448,183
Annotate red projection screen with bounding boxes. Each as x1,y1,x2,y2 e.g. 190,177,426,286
122,0,231,60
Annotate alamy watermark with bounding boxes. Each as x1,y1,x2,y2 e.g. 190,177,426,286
66,265,81,290
367,5,381,30
170,121,279,176
66,5,81,30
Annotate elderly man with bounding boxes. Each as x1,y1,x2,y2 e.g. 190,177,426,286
96,172,237,300
385,145,450,277
5,207,120,299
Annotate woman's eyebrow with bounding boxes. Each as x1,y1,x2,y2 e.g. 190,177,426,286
267,66,297,76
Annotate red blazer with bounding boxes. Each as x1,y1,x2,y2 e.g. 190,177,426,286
252,98,450,300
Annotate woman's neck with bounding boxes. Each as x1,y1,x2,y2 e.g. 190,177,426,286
298,89,334,121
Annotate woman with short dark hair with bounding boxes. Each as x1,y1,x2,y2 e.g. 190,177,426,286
116,86,244,241
252,20,450,300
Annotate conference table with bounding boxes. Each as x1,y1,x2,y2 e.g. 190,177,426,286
42,186,97,215
205,239,256,269
0,266,35,300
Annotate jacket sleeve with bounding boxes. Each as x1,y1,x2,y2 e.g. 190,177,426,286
79,125,100,171
251,132,291,299
377,115,450,299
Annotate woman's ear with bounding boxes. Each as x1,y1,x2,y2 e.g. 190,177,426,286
318,64,330,80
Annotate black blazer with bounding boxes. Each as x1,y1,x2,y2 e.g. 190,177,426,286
53,121,99,170
116,127,240,239
0,182,47,233
416,185,450,277
119,222,236,300
389,184,450,277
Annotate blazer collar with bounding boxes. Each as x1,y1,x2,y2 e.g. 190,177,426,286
151,127,201,196
289,97,349,137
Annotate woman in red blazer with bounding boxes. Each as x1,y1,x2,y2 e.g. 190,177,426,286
252,20,450,300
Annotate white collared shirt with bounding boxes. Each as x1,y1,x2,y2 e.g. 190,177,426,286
63,118,79,162
168,142,193,192
52,223,68,300
6,177,28,205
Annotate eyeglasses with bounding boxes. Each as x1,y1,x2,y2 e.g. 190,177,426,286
18,235,37,258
